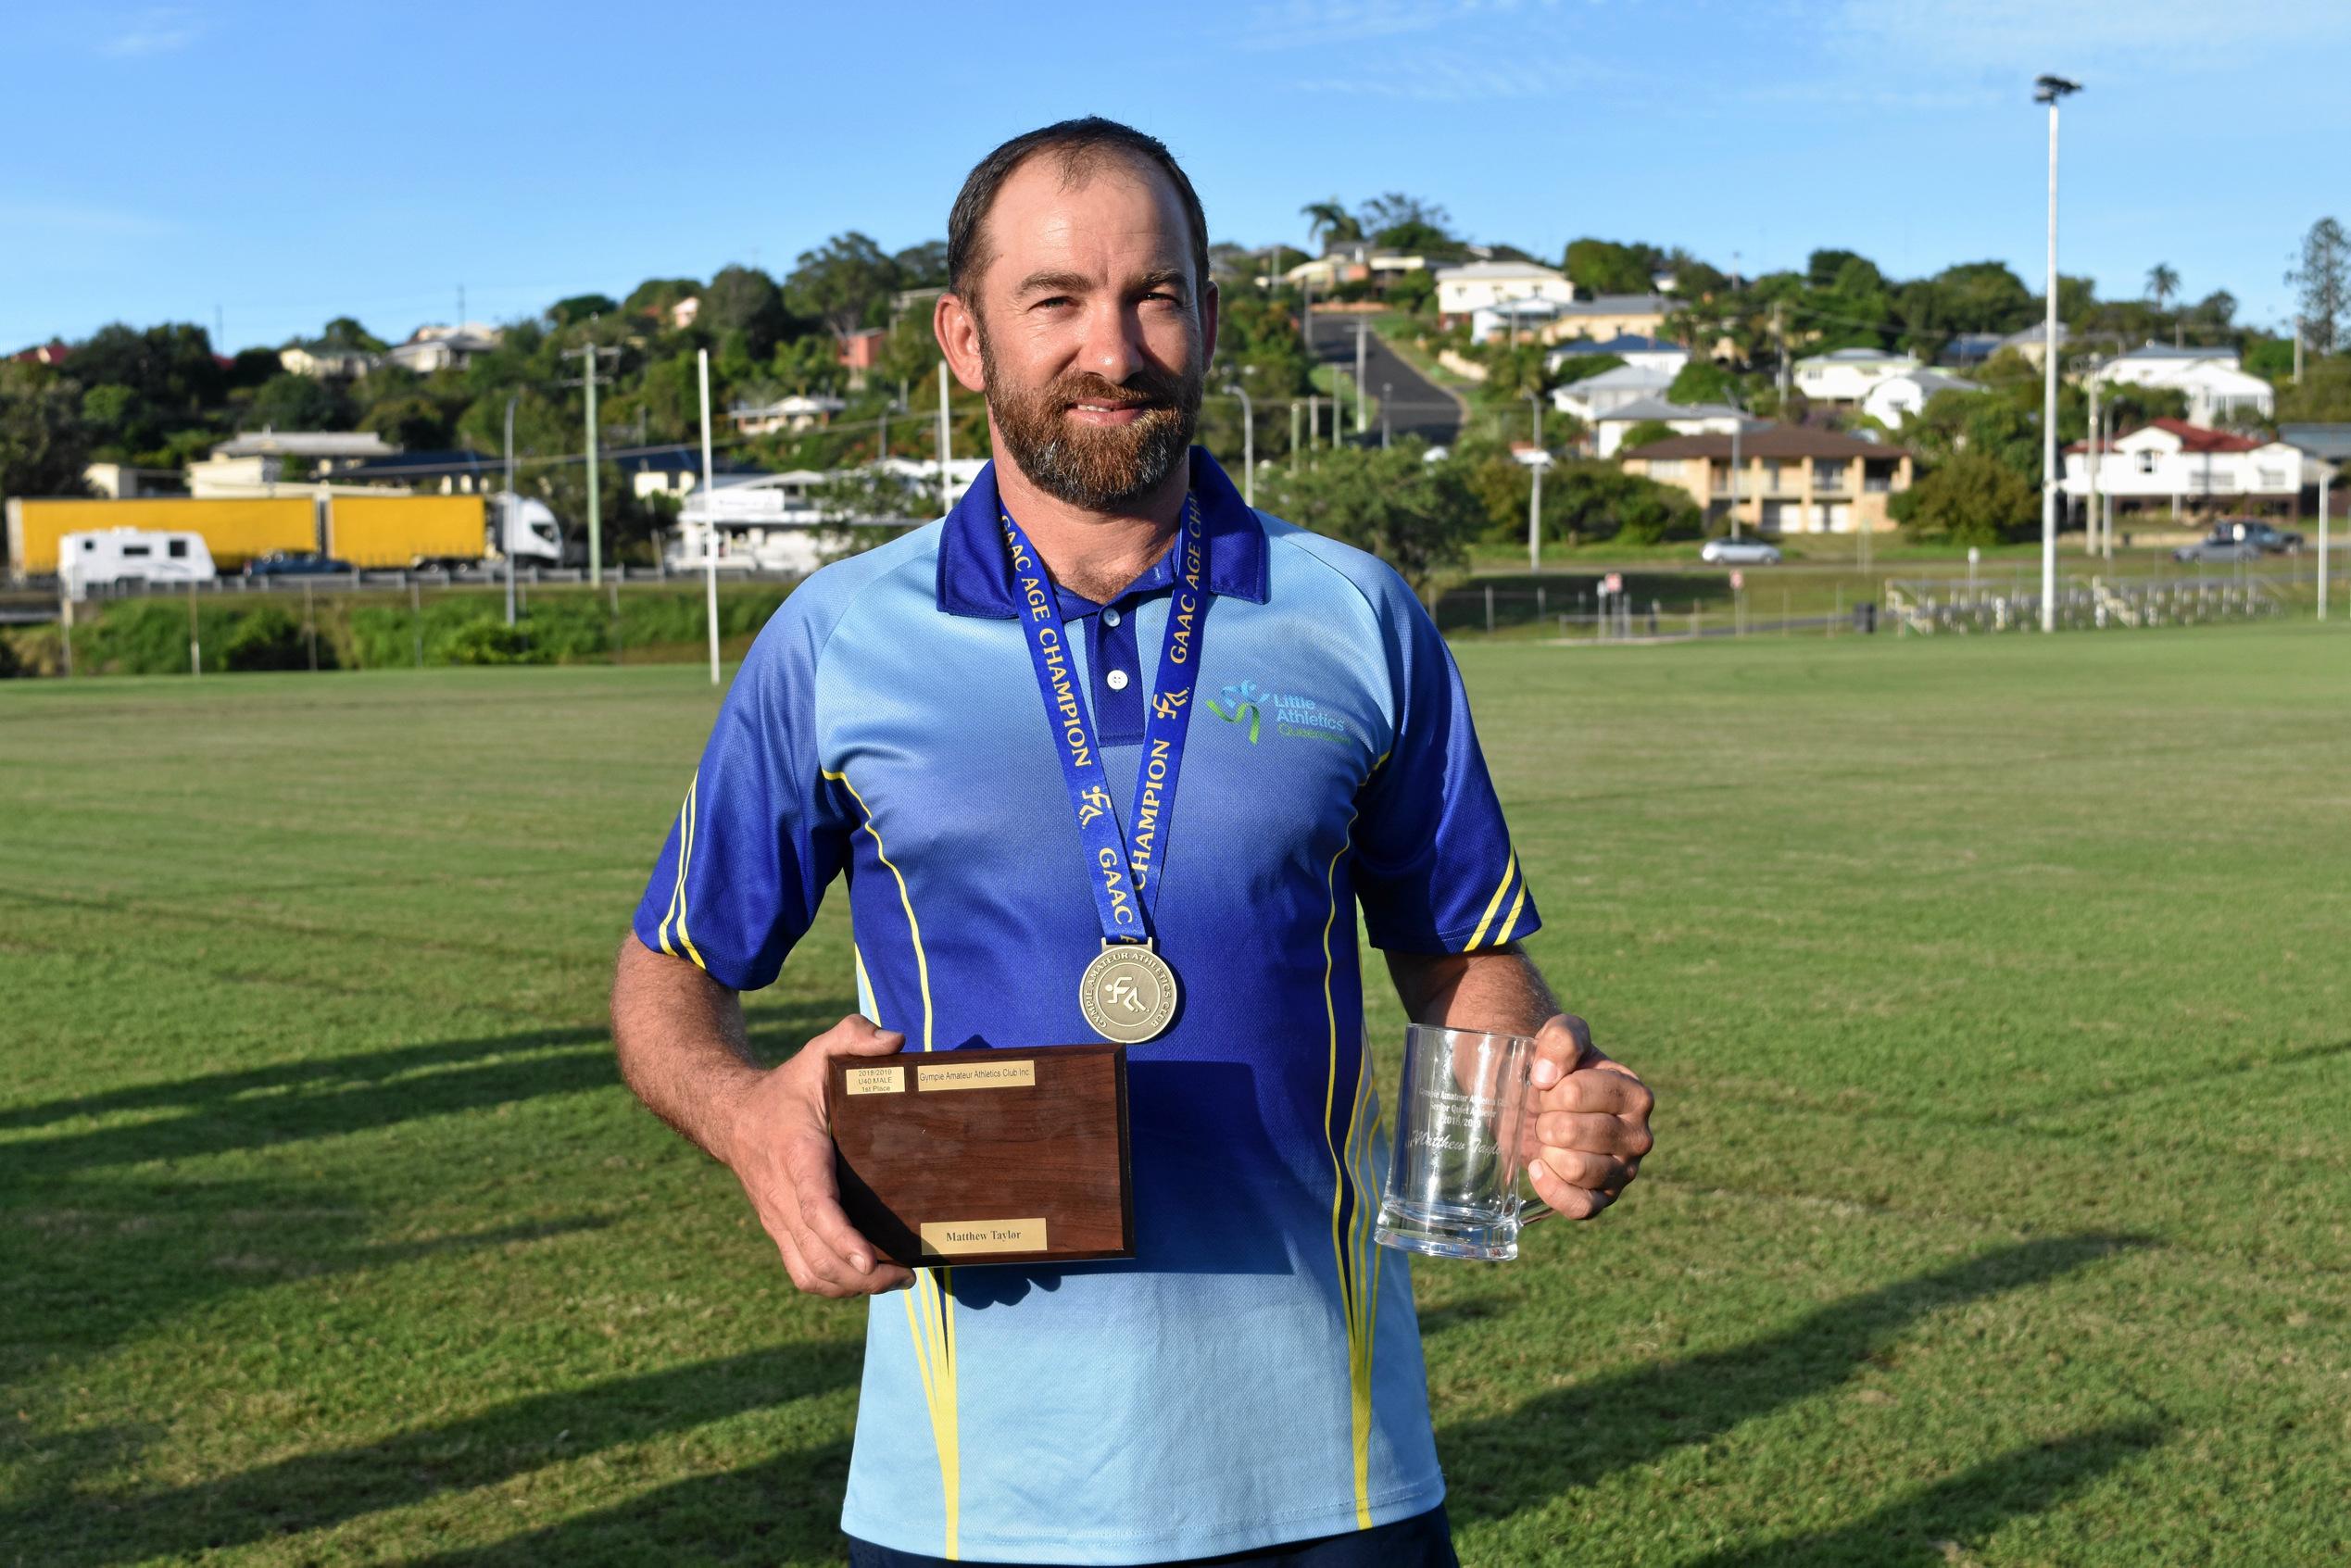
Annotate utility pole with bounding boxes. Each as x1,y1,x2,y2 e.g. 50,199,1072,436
937,360,953,514
1528,451,1545,573
1382,382,1392,449
698,349,720,685
2294,319,2305,385
1290,400,1302,470
1308,394,1319,450
2320,465,2332,622
561,333,621,586
1228,383,1254,506
2034,73,2082,634
1774,300,1789,406
503,393,521,627
2084,373,2100,556
1354,320,1368,435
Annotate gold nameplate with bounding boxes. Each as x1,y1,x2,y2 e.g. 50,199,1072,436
843,1066,906,1097
917,1059,1037,1092
919,1218,1049,1256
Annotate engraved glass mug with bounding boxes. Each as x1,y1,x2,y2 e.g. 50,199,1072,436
1374,1023,1553,1261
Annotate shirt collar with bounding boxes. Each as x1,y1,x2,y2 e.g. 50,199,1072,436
935,445,1271,620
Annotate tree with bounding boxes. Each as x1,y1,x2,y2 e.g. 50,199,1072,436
1666,360,1739,406
360,395,450,450
622,277,702,319
704,265,789,360
786,232,899,340
1356,193,1451,251
1564,239,1660,297
2276,355,2351,421
1616,420,1678,452
247,371,346,432
2288,217,2348,354
1300,199,1361,254
2144,262,2179,311
1386,268,1436,316
547,293,618,328
0,363,94,499
319,316,385,352
1888,450,2038,546
892,241,949,290
66,322,223,425
1255,442,1477,597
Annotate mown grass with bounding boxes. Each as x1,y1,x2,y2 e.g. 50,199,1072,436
2,622,2346,1565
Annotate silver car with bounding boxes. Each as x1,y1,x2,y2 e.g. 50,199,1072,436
1701,537,1783,565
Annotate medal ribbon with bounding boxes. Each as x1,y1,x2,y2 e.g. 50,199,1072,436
1000,495,1211,945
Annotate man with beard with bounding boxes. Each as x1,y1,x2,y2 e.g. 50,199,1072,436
610,119,1653,1567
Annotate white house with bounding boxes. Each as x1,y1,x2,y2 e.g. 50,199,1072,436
1997,320,2067,370
1792,347,1919,404
731,394,848,434
2087,343,2275,425
671,458,984,573
280,344,379,379
1469,296,1562,342
384,322,504,374
1588,396,1760,458
1546,333,1689,376
1862,369,1981,428
1435,260,1575,320
185,430,396,495
2059,418,2307,515
1552,362,1676,422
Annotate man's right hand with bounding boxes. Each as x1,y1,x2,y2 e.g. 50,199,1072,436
718,1014,914,1298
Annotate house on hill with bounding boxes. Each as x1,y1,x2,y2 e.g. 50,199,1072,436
1434,260,1575,322
1546,333,1689,376
2060,418,2310,519
2087,343,2274,426
1618,424,1913,534
1863,368,1982,428
1792,347,1919,405
1586,396,1760,458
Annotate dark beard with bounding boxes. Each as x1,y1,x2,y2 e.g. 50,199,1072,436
977,327,1202,511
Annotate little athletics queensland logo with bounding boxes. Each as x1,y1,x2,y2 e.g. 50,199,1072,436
1203,679,1353,747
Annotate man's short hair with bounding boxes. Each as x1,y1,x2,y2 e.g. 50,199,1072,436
946,118,1211,309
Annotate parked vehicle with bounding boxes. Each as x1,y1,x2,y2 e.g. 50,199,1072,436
245,550,355,577
2172,531,2269,565
56,528,217,597
328,492,566,570
2213,520,2303,554
1701,537,1783,565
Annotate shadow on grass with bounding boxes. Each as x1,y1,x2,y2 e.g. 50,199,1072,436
1439,1233,2152,1529
1680,1422,2165,1567
1,1343,861,1568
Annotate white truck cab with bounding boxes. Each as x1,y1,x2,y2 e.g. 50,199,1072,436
58,529,218,598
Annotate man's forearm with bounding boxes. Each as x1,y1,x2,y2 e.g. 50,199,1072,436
1384,942,1559,1035
610,934,763,1165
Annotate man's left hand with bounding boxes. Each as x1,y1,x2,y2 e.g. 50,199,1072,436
1522,1013,1653,1220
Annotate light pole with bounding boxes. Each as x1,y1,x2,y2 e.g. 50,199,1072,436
1354,319,1369,435
1382,382,1392,449
1527,391,1546,573
503,393,520,627
1227,381,1254,507
2035,72,2081,633
2320,465,2332,622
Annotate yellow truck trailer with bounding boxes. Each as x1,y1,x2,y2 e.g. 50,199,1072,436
6,496,318,579
325,494,486,568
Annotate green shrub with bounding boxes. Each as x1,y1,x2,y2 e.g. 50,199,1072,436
446,618,547,664
0,632,19,679
220,607,308,671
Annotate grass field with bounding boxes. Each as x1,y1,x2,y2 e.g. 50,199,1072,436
4,622,2347,1566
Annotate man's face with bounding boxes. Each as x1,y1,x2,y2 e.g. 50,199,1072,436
966,155,1211,511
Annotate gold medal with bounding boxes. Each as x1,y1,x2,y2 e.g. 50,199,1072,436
1078,942,1178,1045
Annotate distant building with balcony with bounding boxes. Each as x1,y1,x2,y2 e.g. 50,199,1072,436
1792,347,1920,406
1552,363,1677,423
2086,343,2274,426
2060,419,2309,518
280,343,380,379
384,323,503,374
1618,424,1913,534
1587,396,1760,458
1540,293,1673,345
1469,296,1563,343
731,394,847,434
1434,260,1575,322
1546,333,1689,376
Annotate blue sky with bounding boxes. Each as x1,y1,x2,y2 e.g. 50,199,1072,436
6,0,2345,353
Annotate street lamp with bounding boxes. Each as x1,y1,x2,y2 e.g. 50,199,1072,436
1226,378,1255,508
503,392,521,627
2035,72,2081,633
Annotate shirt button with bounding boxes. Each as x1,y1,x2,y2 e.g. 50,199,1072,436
1105,669,1131,692
1103,608,1123,627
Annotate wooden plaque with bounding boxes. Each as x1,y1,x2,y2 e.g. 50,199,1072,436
825,1044,1133,1269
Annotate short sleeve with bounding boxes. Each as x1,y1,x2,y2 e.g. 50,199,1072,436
1351,571,1540,953
631,598,851,990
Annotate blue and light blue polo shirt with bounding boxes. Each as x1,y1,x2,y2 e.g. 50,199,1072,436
633,448,1540,1564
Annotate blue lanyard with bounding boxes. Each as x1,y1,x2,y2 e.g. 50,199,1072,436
1000,495,1211,945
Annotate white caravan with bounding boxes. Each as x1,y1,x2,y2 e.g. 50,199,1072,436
57,529,219,598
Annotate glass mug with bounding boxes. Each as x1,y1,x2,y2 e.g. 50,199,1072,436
1374,1023,1554,1261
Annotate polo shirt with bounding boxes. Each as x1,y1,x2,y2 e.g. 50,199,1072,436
631,447,1540,1564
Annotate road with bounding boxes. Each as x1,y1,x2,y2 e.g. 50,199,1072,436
1303,310,1464,448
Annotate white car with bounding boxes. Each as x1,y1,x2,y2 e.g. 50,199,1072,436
1701,537,1782,565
